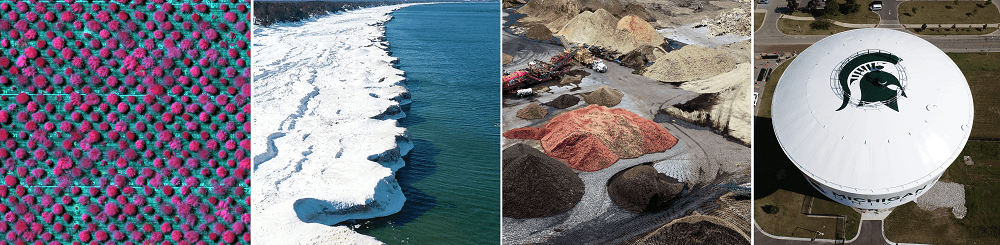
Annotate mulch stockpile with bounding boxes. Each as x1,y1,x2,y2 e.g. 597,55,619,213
502,144,585,219
607,165,684,213
634,216,750,245
516,103,548,119
503,105,678,172
544,94,581,109
582,85,624,107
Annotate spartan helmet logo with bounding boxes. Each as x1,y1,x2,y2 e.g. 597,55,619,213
834,50,908,112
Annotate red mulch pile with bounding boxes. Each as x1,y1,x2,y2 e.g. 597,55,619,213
503,105,678,172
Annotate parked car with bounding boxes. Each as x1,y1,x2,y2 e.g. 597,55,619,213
870,1,883,11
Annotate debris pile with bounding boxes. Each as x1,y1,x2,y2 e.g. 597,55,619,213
503,105,679,172
502,144,585,219
706,7,751,37
619,44,669,72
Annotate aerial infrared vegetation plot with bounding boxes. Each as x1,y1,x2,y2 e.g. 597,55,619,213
0,0,250,244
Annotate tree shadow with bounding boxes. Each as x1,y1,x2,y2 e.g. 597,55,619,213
754,117,832,202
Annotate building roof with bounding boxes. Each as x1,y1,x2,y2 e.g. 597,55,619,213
771,28,974,195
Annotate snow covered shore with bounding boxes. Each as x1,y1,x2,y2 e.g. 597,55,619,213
252,4,422,244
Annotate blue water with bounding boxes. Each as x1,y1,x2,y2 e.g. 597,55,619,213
353,3,501,244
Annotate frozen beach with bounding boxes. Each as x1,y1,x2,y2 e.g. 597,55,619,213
251,4,421,244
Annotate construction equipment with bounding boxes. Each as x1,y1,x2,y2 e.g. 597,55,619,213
502,49,578,94
592,59,608,73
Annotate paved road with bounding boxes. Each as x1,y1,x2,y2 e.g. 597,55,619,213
756,0,1000,51
755,220,892,245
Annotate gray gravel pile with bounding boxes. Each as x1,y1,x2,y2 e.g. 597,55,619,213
914,181,967,219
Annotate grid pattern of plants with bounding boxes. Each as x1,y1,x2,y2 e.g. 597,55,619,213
0,0,250,243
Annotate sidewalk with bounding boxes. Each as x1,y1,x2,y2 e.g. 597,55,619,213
780,15,1000,29
781,15,878,28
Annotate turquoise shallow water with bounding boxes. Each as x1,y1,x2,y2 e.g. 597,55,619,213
353,3,501,244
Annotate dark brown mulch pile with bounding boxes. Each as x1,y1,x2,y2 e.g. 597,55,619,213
673,93,718,113
502,144,585,219
606,165,684,213
637,220,749,245
544,94,581,109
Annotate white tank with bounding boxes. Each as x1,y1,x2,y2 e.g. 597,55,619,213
771,29,974,209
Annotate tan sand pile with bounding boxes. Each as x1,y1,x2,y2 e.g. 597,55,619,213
516,103,549,119
502,53,514,65
582,85,624,107
662,63,752,145
557,10,665,55
641,44,737,83
706,7,752,37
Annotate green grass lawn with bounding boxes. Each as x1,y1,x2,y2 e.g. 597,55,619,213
884,141,1000,244
912,27,998,35
756,13,766,32
786,0,880,24
899,1,1000,24
756,57,793,119
755,189,861,240
779,19,856,35
949,53,1000,139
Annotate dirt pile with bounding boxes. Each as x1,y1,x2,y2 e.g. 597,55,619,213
607,165,685,213
516,103,549,119
502,143,585,219
557,10,665,55
662,63,752,145
526,23,556,42
582,85,625,107
622,3,655,22
544,94,582,109
502,53,514,65
503,0,527,8
633,215,750,245
515,0,584,32
642,44,736,83
503,105,679,172
706,7,751,36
